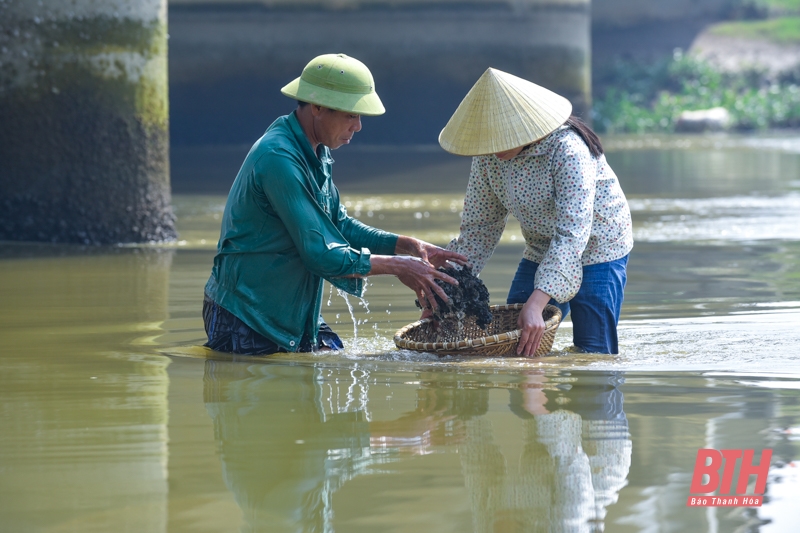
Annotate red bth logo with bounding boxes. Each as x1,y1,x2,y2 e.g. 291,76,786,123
687,449,772,507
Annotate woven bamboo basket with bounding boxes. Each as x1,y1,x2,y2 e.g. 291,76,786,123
394,303,562,357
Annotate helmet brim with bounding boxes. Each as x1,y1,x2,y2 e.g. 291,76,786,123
281,77,386,117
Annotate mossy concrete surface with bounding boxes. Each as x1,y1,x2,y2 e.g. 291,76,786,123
169,0,586,8
0,2,175,244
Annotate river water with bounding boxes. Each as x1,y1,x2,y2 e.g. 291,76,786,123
1,133,799,532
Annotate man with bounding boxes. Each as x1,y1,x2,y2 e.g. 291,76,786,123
203,53,465,355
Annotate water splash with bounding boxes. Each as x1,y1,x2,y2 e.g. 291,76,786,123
337,288,359,345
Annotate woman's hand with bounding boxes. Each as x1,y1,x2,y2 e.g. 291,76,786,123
516,289,552,357
395,236,467,269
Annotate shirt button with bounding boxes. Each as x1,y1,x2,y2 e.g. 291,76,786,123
289,341,295,347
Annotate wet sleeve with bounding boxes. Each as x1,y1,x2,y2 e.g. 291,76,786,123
534,135,597,302
257,151,369,296
446,156,509,275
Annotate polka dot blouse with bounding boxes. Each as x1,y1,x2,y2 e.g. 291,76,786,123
447,126,634,303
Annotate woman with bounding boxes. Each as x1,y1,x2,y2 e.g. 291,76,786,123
439,68,633,356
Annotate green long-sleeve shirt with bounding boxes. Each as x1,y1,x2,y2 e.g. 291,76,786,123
204,112,399,351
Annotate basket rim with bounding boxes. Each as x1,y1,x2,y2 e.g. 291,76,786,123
393,303,562,353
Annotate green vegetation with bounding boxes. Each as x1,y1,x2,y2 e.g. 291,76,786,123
710,16,800,43
727,0,800,18
750,0,800,14
594,7,800,134
593,51,800,133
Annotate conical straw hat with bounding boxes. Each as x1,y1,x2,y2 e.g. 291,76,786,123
438,68,572,156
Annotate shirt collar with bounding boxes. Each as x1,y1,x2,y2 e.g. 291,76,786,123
287,111,324,170
514,125,569,158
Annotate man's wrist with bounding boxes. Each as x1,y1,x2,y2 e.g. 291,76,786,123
367,255,400,276
394,235,414,255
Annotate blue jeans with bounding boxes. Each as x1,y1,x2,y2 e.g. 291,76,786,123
506,255,629,354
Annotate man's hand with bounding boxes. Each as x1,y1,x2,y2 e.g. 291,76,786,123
516,289,553,357
368,255,458,312
394,257,457,312
395,236,467,269
420,307,434,321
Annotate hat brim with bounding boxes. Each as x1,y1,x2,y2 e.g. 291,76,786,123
438,127,567,157
438,68,572,156
281,77,385,117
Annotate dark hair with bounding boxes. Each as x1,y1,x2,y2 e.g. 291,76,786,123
296,100,309,108
565,115,603,157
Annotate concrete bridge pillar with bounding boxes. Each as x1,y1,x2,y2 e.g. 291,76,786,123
0,0,176,244
168,0,591,147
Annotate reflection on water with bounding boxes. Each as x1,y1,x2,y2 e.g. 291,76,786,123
0,246,171,532
202,362,631,532
630,194,800,242
603,133,800,198
2,133,800,531
196,362,800,533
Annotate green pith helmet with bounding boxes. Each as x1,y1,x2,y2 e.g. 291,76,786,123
281,53,385,116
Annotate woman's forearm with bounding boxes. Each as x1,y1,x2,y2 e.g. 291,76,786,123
524,289,552,312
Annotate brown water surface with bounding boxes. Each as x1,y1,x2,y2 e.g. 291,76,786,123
2,134,800,531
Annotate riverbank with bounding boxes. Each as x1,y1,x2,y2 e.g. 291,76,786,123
593,50,800,133
593,8,800,133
